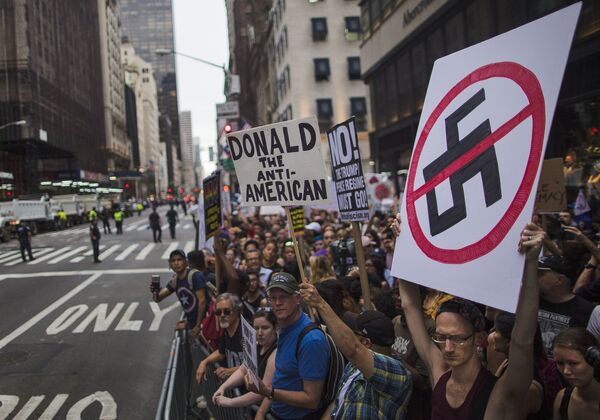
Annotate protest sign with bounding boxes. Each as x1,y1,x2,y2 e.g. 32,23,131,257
391,4,581,312
241,316,259,387
327,118,369,222
227,117,331,206
203,171,222,239
290,206,305,236
535,158,567,213
365,173,395,214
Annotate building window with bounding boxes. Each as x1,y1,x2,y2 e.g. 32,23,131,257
350,97,367,131
314,58,331,81
347,57,361,80
311,18,328,41
345,16,361,41
316,98,333,121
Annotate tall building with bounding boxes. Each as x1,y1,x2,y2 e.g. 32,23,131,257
0,0,106,197
360,0,600,195
119,0,181,188
179,111,195,194
121,41,165,198
98,0,130,171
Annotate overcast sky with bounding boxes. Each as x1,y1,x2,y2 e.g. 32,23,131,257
173,0,229,171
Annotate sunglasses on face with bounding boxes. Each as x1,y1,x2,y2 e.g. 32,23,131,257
215,309,233,316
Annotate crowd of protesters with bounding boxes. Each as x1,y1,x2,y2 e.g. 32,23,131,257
152,203,600,419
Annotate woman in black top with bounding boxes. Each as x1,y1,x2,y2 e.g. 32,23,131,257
552,327,600,420
212,309,277,408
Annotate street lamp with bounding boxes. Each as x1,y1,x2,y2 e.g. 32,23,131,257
155,48,227,73
0,120,26,131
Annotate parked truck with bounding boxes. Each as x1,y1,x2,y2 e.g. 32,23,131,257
0,198,54,241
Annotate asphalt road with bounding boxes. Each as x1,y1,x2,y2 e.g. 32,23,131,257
0,206,195,419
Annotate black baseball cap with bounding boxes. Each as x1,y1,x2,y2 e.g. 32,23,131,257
342,310,395,347
266,272,299,294
538,255,570,276
169,249,186,260
436,298,486,332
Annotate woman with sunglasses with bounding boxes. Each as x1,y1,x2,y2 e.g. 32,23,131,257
212,309,278,412
552,327,600,420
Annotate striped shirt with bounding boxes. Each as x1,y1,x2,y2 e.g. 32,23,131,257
332,352,412,420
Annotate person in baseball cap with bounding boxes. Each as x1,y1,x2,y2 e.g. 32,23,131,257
266,271,299,294
342,310,396,347
169,249,186,261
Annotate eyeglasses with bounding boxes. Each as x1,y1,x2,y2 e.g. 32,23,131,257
431,333,473,345
215,309,233,317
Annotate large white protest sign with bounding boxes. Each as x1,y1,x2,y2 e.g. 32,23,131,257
241,316,259,387
391,4,581,312
328,118,369,222
227,117,331,207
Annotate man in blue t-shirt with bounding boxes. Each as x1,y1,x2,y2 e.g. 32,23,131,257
248,272,330,419
152,249,207,337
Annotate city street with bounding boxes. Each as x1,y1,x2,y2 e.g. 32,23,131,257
0,207,194,419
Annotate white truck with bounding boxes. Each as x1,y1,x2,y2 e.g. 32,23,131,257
0,199,54,241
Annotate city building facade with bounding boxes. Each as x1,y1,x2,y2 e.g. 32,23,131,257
179,111,195,194
360,0,600,197
0,0,107,197
120,0,182,190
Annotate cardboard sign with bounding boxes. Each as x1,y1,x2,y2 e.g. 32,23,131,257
227,117,331,206
365,173,396,214
290,206,305,236
241,316,259,387
535,158,567,213
327,118,369,222
203,171,222,239
391,4,581,312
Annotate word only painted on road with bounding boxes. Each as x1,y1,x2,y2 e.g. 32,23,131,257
0,391,116,419
45,301,179,335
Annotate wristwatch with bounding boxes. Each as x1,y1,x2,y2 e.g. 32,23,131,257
267,387,275,400
585,263,597,270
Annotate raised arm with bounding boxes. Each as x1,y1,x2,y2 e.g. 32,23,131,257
485,223,542,419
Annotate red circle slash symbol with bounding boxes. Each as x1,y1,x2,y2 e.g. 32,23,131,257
406,62,545,264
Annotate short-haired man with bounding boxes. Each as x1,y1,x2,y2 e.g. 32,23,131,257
246,248,272,288
397,216,545,419
152,249,207,337
300,282,412,419
248,272,330,419
536,254,595,356
196,293,244,382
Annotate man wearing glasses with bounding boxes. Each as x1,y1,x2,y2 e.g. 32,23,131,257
397,216,544,419
196,293,244,382
248,272,330,419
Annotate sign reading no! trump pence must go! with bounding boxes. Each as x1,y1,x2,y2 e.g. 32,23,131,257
227,117,331,207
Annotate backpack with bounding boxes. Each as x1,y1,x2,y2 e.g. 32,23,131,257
295,323,345,404
168,268,199,291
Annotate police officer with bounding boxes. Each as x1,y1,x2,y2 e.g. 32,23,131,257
89,219,101,263
88,207,98,222
16,221,34,262
113,208,124,234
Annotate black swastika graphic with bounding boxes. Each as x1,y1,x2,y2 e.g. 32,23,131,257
423,88,502,236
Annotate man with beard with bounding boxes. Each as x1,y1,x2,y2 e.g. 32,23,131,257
196,293,244,382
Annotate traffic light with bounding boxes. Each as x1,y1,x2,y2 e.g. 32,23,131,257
167,187,173,194
124,183,130,190
224,123,233,134
193,187,199,193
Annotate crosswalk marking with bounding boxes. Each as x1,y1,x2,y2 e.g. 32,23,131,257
98,244,121,260
47,246,88,264
70,245,107,263
137,224,148,231
3,248,55,266
0,250,22,264
136,243,155,260
114,244,139,261
183,224,192,230
184,241,194,254
161,242,179,259
29,247,72,265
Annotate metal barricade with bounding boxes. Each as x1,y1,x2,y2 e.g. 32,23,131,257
156,313,276,420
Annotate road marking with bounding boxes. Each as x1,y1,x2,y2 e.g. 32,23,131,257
136,224,148,231
136,243,155,260
71,245,107,262
12,395,44,419
125,220,146,232
28,247,72,265
2,248,54,266
39,394,69,419
149,301,180,331
0,250,20,261
98,244,121,260
0,273,102,350
184,241,194,254
0,267,171,282
66,391,117,420
162,242,179,259
183,224,192,230
47,246,88,265
115,303,142,331
114,243,139,261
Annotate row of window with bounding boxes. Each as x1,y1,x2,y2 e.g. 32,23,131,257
275,104,293,123
316,97,367,119
314,57,361,81
311,16,361,41
271,0,287,31
274,27,289,67
276,66,291,102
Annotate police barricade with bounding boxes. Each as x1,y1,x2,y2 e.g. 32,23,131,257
156,314,275,420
